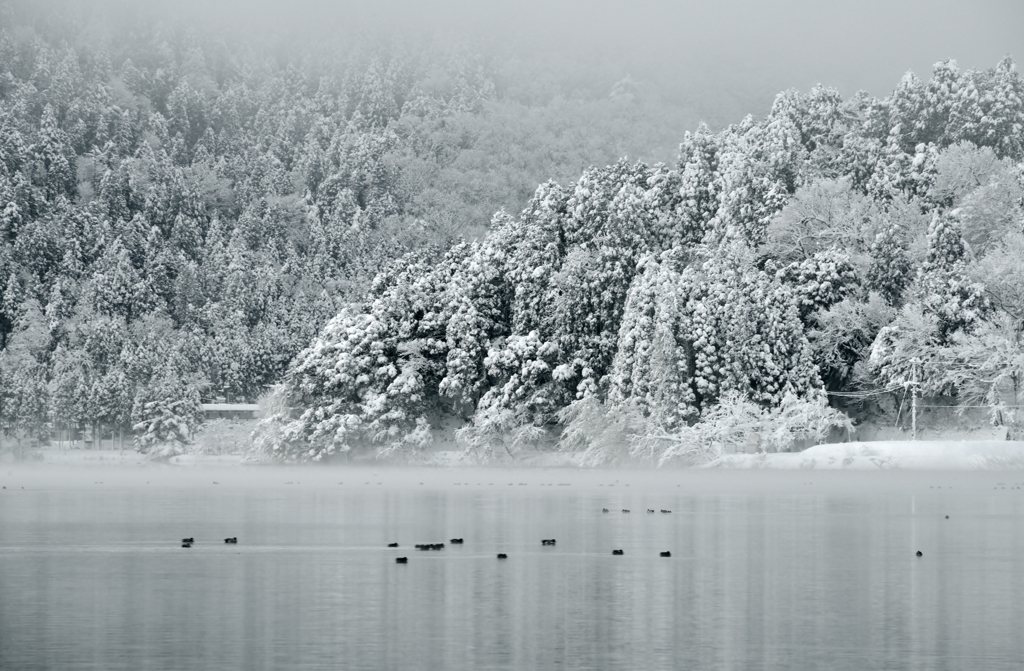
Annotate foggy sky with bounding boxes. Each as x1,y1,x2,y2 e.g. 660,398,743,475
166,0,1024,95
10,0,1024,103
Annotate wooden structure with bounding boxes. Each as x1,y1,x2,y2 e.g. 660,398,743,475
201,404,260,420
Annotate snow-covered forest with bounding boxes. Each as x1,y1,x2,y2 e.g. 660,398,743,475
0,7,713,450
2,6,1023,462
256,58,1024,464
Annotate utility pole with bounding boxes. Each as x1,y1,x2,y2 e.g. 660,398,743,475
911,358,920,440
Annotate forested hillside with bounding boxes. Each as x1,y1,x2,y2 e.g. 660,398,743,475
257,58,1024,464
0,11,706,449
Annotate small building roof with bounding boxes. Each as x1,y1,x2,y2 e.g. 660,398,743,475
201,404,260,412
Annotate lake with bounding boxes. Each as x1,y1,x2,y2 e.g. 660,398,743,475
2,466,1023,670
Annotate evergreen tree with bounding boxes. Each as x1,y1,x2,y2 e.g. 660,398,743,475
866,220,912,306
777,248,860,321
916,212,990,340
607,251,695,427
0,300,50,446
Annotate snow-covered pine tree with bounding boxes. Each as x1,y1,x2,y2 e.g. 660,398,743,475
917,211,990,339
606,251,696,428
866,220,912,306
32,104,77,201
676,125,722,242
439,237,511,412
776,247,860,321
712,114,806,245
0,301,51,448
256,245,468,459
131,360,204,455
768,85,852,179
86,237,154,320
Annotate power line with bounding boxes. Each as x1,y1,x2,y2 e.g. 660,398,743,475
825,386,902,398
917,404,1023,409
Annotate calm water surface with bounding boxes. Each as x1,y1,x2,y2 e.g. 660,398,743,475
1,466,1024,670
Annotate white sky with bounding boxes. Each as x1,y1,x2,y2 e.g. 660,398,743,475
166,0,1024,95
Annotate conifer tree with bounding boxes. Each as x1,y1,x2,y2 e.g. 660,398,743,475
916,212,989,339
866,221,912,306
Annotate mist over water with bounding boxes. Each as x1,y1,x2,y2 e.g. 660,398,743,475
3,467,1024,670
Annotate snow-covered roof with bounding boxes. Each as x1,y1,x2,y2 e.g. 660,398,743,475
201,404,259,412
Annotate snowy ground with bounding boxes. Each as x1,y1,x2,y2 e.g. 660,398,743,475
705,440,1024,470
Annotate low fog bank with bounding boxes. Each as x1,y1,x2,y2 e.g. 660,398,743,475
6,441,1024,491
708,441,1024,470
3,461,1020,496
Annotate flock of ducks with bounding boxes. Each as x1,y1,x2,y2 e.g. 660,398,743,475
181,537,236,548
391,536,674,563
168,504,931,561
174,507,933,558
390,508,676,563
179,524,932,558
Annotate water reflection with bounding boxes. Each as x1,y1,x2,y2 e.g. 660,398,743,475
1,469,1023,670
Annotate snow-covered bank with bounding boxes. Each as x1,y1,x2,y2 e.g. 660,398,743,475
704,440,1024,470
13,440,1024,471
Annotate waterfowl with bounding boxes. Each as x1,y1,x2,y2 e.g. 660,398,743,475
182,538,194,544
661,510,671,514
945,516,949,520
660,551,671,557
496,553,508,559
449,538,464,544
388,543,399,548
916,551,923,557
647,509,655,513
612,549,624,555
395,557,408,564
622,509,630,513
182,542,192,548
602,508,609,513
541,539,556,546
224,537,237,544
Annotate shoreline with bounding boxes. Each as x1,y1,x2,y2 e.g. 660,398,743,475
6,439,1024,471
